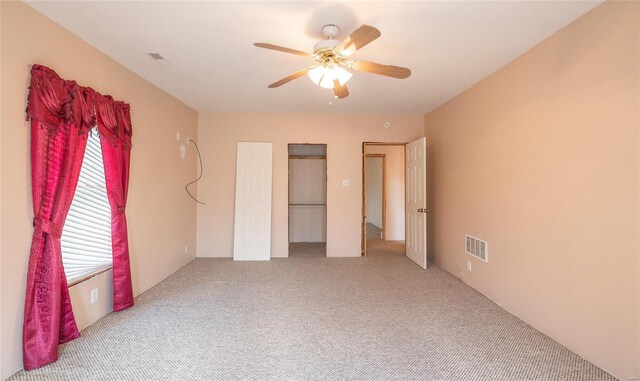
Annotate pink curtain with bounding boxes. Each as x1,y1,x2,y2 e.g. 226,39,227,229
23,65,134,370
96,96,134,311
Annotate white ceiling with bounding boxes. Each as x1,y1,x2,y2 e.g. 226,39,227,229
27,1,602,114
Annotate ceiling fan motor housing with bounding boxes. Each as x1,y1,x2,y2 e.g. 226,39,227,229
321,24,340,39
313,39,340,53
313,24,341,53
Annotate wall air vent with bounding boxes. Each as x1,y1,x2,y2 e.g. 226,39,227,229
146,52,172,66
465,234,488,263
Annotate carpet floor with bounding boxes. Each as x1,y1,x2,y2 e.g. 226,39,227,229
289,242,326,257
10,256,613,381
366,240,405,257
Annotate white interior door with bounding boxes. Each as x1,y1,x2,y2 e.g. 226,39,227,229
233,142,273,261
406,137,427,269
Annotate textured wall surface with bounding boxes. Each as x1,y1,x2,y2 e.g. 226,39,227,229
424,2,639,378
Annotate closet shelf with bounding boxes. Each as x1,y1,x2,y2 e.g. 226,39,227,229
288,155,326,160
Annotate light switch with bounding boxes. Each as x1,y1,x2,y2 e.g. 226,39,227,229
342,179,350,187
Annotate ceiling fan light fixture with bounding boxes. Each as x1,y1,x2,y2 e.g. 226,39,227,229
307,65,352,89
335,66,353,86
319,69,336,89
307,66,325,86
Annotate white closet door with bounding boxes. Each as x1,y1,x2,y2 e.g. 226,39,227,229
233,142,273,261
405,137,427,269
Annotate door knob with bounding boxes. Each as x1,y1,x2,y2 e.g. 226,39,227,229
418,208,424,213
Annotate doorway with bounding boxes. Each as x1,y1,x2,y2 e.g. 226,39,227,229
288,144,327,257
365,155,386,240
362,143,406,257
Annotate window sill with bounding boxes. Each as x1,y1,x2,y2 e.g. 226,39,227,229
67,265,113,287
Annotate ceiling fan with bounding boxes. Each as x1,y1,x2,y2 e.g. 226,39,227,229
254,24,411,99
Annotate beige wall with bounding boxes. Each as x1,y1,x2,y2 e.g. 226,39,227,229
0,2,199,379
196,113,423,258
67,271,114,332
424,1,639,379
365,145,405,241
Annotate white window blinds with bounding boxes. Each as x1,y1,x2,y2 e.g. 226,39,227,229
61,128,113,284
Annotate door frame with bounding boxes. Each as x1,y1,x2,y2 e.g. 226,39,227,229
361,142,407,256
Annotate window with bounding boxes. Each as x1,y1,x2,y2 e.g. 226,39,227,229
61,128,112,284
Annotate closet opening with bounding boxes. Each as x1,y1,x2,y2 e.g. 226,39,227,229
288,144,327,257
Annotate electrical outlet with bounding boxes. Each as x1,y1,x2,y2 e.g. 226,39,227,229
342,179,350,187
179,144,186,159
176,132,181,141
90,288,99,304
467,261,472,271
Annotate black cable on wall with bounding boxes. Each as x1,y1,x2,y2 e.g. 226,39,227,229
185,138,205,205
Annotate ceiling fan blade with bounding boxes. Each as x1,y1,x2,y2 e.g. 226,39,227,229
268,67,311,88
350,61,411,79
335,25,381,57
254,43,312,58
333,80,349,99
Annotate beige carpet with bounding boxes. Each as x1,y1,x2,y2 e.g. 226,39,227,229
289,242,326,257
366,239,405,257
9,256,613,380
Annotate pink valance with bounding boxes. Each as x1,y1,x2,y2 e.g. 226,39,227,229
26,64,132,146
